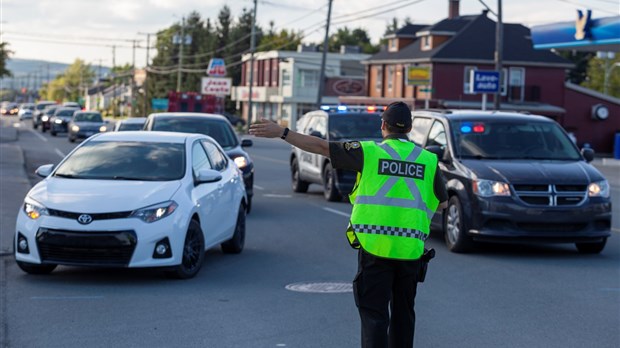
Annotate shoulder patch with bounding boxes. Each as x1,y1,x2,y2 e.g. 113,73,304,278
344,141,361,151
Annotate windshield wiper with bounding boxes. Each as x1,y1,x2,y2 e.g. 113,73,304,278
112,176,147,181
54,173,81,178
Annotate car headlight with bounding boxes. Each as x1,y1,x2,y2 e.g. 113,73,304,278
99,125,107,132
54,119,63,124
588,180,610,198
233,156,248,169
41,116,49,122
130,201,178,223
23,197,48,220
72,125,80,132
473,179,511,197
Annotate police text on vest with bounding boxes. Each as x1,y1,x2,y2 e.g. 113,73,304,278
378,159,425,179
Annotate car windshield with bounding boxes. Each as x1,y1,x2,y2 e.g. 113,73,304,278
328,113,382,140
56,110,76,117
45,107,58,115
452,119,581,160
54,141,185,181
74,113,103,122
37,103,54,110
119,122,145,131
152,117,238,149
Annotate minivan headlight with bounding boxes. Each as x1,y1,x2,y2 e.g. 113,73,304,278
588,180,610,198
473,179,511,197
233,156,248,168
23,197,48,219
131,201,178,223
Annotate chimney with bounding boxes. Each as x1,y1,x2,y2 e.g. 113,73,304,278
449,0,460,19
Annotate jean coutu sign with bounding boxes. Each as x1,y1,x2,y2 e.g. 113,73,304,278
201,77,232,95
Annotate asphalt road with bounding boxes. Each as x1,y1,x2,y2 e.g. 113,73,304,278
1,117,619,348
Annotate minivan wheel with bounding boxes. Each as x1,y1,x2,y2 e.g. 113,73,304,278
444,196,474,253
167,220,204,279
291,158,309,193
323,162,342,202
575,238,606,254
221,204,246,254
16,260,57,275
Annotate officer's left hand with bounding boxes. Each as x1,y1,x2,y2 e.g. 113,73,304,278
249,118,285,138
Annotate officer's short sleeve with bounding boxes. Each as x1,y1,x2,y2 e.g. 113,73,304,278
434,168,448,203
329,141,363,172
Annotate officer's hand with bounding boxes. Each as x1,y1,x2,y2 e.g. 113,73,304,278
249,118,284,138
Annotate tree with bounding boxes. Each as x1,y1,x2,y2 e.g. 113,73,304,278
558,50,595,85
0,42,13,78
259,29,302,52
328,27,379,54
581,55,620,98
39,59,95,102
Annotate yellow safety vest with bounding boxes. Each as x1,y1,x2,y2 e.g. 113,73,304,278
347,139,439,260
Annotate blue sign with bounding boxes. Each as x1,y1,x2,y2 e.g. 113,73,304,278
151,98,169,110
531,14,620,50
470,71,500,94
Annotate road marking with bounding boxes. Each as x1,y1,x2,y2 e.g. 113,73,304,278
276,345,287,347
323,207,350,218
28,129,47,142
31,296,104,300
263,194,292,198
250,154,288,165
254,185,265,190
55,149,66,158
612,227,620,233
12,122,21,128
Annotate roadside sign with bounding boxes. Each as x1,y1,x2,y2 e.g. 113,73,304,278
419,88,435,92
151,98,169,110
201,77,232,95
470,70,500,94
406,66,431,86
207,58,227,77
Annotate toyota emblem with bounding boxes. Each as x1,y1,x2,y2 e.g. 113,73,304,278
77,214,93,224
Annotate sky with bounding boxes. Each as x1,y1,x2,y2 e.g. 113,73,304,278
1,0,618,71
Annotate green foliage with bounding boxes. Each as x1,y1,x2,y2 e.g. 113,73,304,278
581,56,620,98
259,29,302,52
0,42,12,78
38,59,95,102
558,50,595,85
328,27,379,54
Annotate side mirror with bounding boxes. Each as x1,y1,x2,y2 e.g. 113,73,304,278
581,148,595,163
196,168,222,184
241,139,253,147
425,145,450,164
35,164,54,178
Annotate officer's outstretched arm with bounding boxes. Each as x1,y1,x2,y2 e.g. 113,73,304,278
249,118,329,157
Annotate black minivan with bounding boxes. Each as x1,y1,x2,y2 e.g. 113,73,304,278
411,110,612,254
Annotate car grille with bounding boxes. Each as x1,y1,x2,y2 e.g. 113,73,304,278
513,184,586,207
48,209,133,221
36,228,137,266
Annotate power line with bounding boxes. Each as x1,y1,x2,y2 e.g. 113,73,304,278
553,0,619,15
3,30,139,43
331,0,428,26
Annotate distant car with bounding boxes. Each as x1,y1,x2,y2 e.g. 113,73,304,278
19,109,34,121
32,101,57,130
143,113,255,212
1,102,19,116
18,103,35,119
62,101,82,109
221,112,246,127
14,131,248,278
39,105,61,132
409,110,612,254
68,111,108,142
50,107,79,136
114,117,147,131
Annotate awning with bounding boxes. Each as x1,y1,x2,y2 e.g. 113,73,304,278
531,13,620,52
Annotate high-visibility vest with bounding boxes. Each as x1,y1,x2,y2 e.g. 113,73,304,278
346,139,439,260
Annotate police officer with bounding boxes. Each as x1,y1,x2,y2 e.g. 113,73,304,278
249,101,448,348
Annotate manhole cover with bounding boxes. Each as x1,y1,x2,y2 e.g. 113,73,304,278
285,282,352,293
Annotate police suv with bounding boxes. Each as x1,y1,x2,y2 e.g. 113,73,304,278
290,105,383,201
411,110,611,253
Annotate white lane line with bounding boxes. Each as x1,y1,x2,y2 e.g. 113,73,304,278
254,185,265,190
28,129,48,142
323,207,350,218
31,296,104,300
612,227,620,233
250,154,288,165
263,194,292,198
54,149,66,158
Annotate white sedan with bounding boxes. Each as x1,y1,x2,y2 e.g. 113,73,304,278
15,131,248,279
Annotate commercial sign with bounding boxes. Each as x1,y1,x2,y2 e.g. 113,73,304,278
469,70,500,94
406,66,431,86
201,77,232,95
325,78,366,96
531,11,620,50
151,98,169,110
207,58,227,77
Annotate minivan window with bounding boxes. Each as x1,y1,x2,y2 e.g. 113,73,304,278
410,117,433,145
152,117,239,150
328,114,382,140
427,121,447,148
453,120,581,160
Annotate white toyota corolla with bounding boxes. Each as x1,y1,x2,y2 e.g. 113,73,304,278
15,131,248,279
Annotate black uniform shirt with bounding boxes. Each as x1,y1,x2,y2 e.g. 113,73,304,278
329,134,448,203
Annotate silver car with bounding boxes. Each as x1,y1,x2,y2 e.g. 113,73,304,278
68,111,108,142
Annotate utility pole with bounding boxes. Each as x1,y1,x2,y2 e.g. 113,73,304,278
112,45,117,116
493,0,503,110
176,16,185,93
247,0,258,132
131,39,137,117
316,0,334,108
139,32,154,115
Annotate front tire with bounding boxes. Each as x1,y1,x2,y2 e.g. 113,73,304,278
167,220,205,279
221,204,246,254
444,195,474,253
576,238,606,254
323,162,342,202
16,260,57,275
291,158,309,193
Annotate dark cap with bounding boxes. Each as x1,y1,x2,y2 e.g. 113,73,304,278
381,101,412,129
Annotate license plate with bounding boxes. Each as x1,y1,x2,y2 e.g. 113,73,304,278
85,132,94,136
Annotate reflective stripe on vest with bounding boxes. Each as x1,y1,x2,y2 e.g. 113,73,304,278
354,141,436,221
351,224,428,241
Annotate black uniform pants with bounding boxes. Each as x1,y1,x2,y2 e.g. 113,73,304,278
353,249,421,348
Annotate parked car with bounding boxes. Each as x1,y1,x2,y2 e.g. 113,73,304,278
32,101,57,130
14,131,248,278
113,117,147,131
68,111,108,142
49,107,80,136
409,110,612,254
290,105,383,201
143,113,255,212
